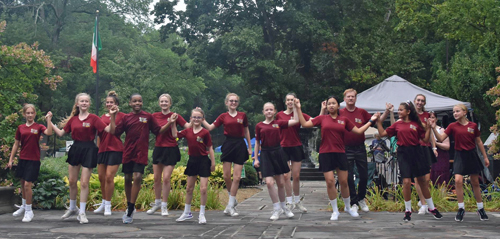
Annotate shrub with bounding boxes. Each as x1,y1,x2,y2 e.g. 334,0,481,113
241,163,258,187
32,178,69,209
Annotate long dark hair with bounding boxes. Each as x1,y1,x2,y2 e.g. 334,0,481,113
401,101,424,129
326,95,341,116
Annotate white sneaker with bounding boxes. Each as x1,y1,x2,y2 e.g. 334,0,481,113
199,214,207,224
13,206,25,217
270,208,283,220
93,203,105,214
358,200,370,212
122,209,135,224
22,211,34,222
146,203,161,215
283,207,294,218
176,212,193,222
418,201,422,207
345,205,359,217
104,204,112,216
418,205,428,215
161,205,169,216
61,208,79,219
223,205,229,215
228,207,239,217
330,211,340,221
295,201,308,213
77,212,89,224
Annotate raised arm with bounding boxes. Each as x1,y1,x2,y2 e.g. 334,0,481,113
422,124,431,143
52,122,66,137
104,105,118,134
430,120,448,143
295,99,314,128
159,113,176,134
43,111,53,136
376,117,388,137
435,128,450,150
350,112,379,135
379,103,395,125
288,104,300,127
319,101,327,116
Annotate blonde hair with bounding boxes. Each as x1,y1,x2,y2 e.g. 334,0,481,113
158,94,172,105
22,104,36,115
263,102,276,110
192,108,205,118
454,104,468,114
343,88,357,97
225,93,239,104
60,93,91,127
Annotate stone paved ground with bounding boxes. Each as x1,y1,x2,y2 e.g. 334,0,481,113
1,181,499,238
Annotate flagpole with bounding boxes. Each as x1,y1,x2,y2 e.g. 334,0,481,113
95,10,100,116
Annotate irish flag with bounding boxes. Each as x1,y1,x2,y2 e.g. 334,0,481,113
90,16,101,73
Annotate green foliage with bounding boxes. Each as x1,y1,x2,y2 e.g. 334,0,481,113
32,178,69,209
241,162,258,187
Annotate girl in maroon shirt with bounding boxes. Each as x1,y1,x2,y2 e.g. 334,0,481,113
253,102,299,220
432,104,490,222
201,93,252,216
52,93,117,224
94,91,125,216
148,94,191,216
296,96,376,221
8,104,53,223
114,94,170,224
171,108,215,224
276,93,311,212
377,101,442,222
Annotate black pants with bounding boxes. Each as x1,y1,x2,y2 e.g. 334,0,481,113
346,145,368,206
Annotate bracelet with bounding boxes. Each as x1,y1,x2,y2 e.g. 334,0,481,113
432,147,437,150
369,119,376,125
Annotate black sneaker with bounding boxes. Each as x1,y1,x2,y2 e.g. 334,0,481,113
477,208,489,221
403,211,412,222
428,208,443,219
455,208,465,222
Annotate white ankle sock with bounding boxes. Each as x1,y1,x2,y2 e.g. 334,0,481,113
286,196,293,204
425,198,435,210
161,201,167,207
69,200,77,210
404,200,412,212
200,205,206,214
294,195,300,203
343,197,351,210
22,198,26,208
105,200,111,206
228,196,236,207
155,199,161,205
79,202,86,214
330,199,338,213
458,202,465,209
184,204,191,214
25,204,32,212
477,202,484,209
273,202,281,211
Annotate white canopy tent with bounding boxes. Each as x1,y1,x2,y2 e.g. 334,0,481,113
340,75,472,114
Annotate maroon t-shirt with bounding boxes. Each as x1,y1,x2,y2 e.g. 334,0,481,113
276,111,311,147
339,107,371,146
115,111,160,165
444,121,480,151
418,111,431,146
212,112,248,138
15,123,47,161
255,120,289,148
98,112,125,153
177,128,212,156
63,114,106,141
311,115,355,153
385,121,426,146
153,112,187,147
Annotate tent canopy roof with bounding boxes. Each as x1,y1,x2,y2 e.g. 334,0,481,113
340,75,471,114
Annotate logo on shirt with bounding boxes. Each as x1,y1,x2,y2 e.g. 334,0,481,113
468,127,474,134
410,124,417,131
30,129,38,134
196,136,204,143
355,118,362,124
272,124,279,128
237,118,243,124
337,120,345,125
139,117,148,123
423,117,427,122
82,122,91,128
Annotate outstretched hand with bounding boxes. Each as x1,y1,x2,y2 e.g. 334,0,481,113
385,102,394,112
294,98,301,109
45,111,53,122
170,113,178,122
371,112,380,121
109,105,119,115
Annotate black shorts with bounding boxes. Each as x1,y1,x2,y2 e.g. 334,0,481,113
260,147,290,178
422,146,437,165
397,146,430,179
318,153,348,172
122,161,146,174
281,146,306,162
16,159,41,182
153,146,181,166
453,149,484,176
220,137,249,165
97,151,122,166
184,156,211,177
66,141,98,169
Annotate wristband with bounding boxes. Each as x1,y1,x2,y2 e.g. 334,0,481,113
369,119,376,125
432,147,437,150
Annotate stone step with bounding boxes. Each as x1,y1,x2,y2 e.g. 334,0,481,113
0,187,17,215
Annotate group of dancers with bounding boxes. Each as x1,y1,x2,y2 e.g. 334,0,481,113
7,89,491,224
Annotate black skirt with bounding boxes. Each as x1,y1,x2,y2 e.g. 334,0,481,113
453,149,484,176
220,137,249,165
318,152,348,172
281,146,306,162
66,141,99,169
397,145,430,179
184,156,212,177
422,146,437,165
97,151,122,166
16,159,41,182
260,146,290,177
152,146,181,166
